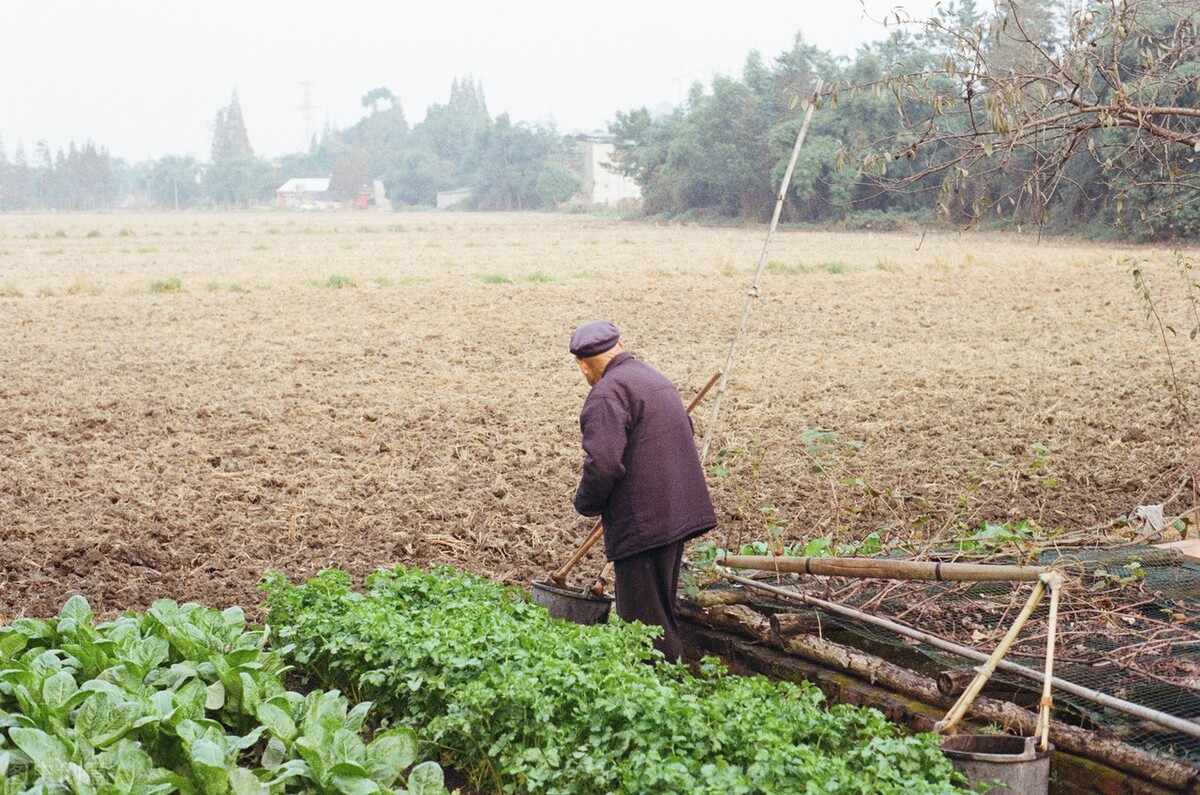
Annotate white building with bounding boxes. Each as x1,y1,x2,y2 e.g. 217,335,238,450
275,177,332,209
576,133,642,208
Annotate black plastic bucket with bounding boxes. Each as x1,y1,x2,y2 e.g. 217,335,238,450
941,735,1052,795
530,580,613,625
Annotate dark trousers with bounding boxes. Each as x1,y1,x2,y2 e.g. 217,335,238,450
613,540,685,663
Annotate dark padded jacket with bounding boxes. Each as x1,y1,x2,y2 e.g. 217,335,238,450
573,352,716,561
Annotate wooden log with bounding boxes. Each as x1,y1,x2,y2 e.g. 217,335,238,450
937,668,979,696
691,588,754,608
934,668,1042,709
768,611,824,638
718,554,1049,582
718,567,1200,743
677,601,772,643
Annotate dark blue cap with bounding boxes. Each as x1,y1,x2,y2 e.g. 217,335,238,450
569,320,621,358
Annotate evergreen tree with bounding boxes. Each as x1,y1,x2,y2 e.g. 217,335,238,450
146,155,202,209
6,142,30,210
211,90,254,162
465,114,577,210
206,89,272,207
409,77,490,168
607,107,685,214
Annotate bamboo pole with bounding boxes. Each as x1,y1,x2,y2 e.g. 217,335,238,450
1036,572,1063,751
936,580,1046,735
713,567,1200,741
699,79,824,462
718,554,1048,582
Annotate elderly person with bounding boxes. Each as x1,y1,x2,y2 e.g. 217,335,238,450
569,320,716,662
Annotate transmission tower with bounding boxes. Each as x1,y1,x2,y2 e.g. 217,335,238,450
298,81,316,149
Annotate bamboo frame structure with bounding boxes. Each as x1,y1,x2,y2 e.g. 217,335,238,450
713,567,1200,742
717,556,1066,743
936,579,1046,735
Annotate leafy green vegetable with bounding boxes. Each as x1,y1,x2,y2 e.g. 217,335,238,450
0,596,446,794
265,566,969,795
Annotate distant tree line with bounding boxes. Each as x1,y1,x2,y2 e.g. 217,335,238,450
1,0,1194,240
609,0,1200,239
0,80,580,214
0,139,112,211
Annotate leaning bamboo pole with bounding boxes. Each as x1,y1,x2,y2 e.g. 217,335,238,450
714,567,1200,742
936,579,1046,735
718,554,1048,582
1036,573,1064,752
699,78,824,463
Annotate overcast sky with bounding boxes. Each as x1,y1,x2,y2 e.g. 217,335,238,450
0,1,939,164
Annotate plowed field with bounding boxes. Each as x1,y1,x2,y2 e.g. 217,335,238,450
1,212,1196,619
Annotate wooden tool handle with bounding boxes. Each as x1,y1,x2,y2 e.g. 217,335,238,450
589,562,615,596
551,519,604,584
687,372,721,415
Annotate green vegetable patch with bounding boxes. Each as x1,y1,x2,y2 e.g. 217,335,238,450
0,595,447,794
264,567,970,795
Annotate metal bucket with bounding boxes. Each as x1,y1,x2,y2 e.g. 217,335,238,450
941,735,1052,795
530,580,613,625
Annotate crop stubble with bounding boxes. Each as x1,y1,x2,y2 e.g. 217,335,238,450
0,212,1195,619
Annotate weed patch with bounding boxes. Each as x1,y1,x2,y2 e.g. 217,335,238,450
476,273,511,284
66,274,102,296
323,274,357,289
149,277,184,294
766,260,808,275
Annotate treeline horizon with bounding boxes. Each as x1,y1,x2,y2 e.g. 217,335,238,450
1,3,1195,241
